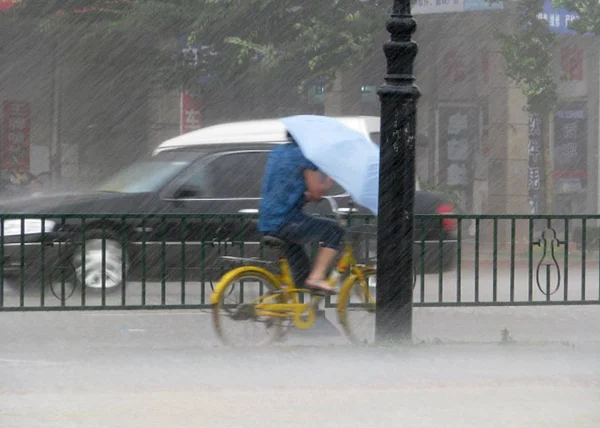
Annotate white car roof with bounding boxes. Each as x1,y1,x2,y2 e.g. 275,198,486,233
153,116,380,155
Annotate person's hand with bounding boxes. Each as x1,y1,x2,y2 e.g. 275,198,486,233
304,191,321,202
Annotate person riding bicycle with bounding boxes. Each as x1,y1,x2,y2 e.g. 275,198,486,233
258,135,344,294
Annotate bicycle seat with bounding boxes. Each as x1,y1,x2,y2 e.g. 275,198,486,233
262,236,285,248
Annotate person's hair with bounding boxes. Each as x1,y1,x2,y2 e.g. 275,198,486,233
286,131,297,145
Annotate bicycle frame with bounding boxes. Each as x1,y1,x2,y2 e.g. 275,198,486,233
211,241,375,330
212,196,377,331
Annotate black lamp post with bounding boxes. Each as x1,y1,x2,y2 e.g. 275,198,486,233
375,0,420,343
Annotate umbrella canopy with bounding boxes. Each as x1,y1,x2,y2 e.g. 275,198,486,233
280,115,379,215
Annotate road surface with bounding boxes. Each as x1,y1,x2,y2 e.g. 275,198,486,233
1,304,600,427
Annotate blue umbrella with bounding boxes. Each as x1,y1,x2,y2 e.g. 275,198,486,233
280,115,379,215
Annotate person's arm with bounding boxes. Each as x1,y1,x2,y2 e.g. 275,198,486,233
304,170,333,202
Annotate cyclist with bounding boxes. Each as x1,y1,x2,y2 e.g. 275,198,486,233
258,135,344,294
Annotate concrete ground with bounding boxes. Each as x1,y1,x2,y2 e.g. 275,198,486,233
1,305,600,428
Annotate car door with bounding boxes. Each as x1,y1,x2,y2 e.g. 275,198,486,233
159,149,271,282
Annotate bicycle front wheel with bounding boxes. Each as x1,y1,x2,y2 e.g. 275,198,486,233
211,268,285,347
337,268,376,345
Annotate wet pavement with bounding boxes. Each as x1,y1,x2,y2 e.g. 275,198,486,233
1,307,600,427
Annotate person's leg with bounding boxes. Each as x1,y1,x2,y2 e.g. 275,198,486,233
306,247,338,283
272,216,344,292
281,241,311,288
300,217,344,291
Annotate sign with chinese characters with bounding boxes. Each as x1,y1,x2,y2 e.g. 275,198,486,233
463,0,503,11
538,0,594,35
413,0,502,14
481,49,490,84
437,105,480,211
560,44,584,82
528,113,544,214
413,0,463,14
0,0,21,12
180,92,202,134
442,49,466,84
2,101,30,172
437,44,478,99
552,105,587,194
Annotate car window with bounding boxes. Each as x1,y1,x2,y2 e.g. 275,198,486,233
369,132,380,146
96,159,192,194
207,152,269,198
177,151,270,199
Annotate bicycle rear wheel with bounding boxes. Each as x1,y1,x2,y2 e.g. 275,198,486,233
337,268,377,345
212,269,286,347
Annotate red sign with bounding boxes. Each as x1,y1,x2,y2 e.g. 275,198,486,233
442,49,466,83
180,92,202,134
481,49,490,84
0,0,21,11
560,45,584,82
2,101,31,172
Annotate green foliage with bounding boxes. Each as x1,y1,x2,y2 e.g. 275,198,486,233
496,0,558,114
552,0,600,34
12,0,387,95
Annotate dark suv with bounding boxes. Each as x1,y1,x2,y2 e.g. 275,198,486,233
0,118,457,292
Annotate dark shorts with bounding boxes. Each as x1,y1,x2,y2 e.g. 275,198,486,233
267,215,344,287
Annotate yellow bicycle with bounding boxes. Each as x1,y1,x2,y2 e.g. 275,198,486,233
210,223,377,346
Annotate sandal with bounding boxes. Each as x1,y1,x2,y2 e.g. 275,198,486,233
305,278,337,295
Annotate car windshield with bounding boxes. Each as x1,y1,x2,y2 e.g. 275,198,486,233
95,152,195,194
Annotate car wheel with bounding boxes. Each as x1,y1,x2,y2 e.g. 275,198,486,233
420,249,457,274
72,231,129,292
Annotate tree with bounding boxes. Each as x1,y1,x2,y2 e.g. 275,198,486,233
12,0,387,98
495,0,558,213
552,0,600,34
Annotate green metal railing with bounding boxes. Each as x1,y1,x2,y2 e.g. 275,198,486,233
0,213,599,311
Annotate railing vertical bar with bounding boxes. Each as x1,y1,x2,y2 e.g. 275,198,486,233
19,217,25,307
419,217,426,303
546,218,551,302
200,218,206,305
181,217,186,305
161,216,167,306
239,218,245,304
528,219,534,302
492,218,498,302
509,219,516,302
141,217,147,306
259,234,265,297
39,218,45,308
121,217,127,307
581,218,586,301
563,218,569,302
438,217,443,303
101,219,107,307
60,217,67,307
0,219,4,308
474,217,480,303
456,218,462,303
363,216,370,265
81,219,86,306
